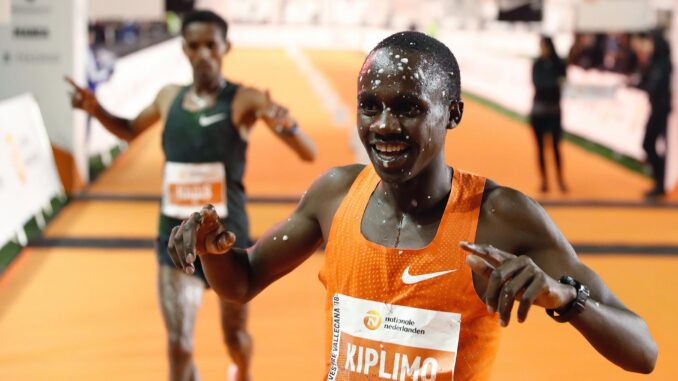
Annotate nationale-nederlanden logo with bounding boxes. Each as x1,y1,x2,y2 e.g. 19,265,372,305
363,310,382,330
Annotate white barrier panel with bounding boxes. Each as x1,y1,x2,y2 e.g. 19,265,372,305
562,67,649,160
0,94,64,246
88,38,192,156
0,0,88,185
456,46,533,115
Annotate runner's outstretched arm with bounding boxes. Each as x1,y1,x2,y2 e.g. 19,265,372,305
64,76,161,141
168,168,351,303
237,87,317,161
462,186,657,374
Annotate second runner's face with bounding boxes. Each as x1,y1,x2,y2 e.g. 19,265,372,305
357,47,450,184
182,22,227,83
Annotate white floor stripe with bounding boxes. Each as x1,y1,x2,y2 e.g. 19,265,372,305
285,46,369,164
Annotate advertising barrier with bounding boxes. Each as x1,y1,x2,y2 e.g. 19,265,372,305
0,0,88,188
0,94,64,248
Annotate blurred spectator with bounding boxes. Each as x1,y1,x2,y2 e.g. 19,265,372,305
85,25,116,143
530,35,568,193
118,20,140,45
567,33,603,69
633,31,672,198
602,33,638,74
86,25,115,93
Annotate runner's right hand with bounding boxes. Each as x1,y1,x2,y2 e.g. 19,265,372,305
64,76,98,114
168,204,237,275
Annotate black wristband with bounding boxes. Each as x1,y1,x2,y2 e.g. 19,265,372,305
546,275,590,323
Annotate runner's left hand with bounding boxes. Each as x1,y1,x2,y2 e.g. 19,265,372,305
168,205,236,275
256,89,294,131
459,241,576,326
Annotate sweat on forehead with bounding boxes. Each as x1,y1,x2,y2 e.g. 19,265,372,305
360,48,446,92
362,31,462,100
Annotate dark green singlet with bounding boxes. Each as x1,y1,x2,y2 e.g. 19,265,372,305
158,82,250,252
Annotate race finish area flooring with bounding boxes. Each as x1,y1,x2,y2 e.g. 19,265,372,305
1,48,677,380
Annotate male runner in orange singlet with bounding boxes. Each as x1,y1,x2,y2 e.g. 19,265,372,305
169,31,657,379
66,10,316,381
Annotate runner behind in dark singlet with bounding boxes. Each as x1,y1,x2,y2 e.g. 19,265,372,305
66,10,317,381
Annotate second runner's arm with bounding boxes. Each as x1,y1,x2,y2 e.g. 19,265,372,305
168,170,345,303
237,87,317,161
64,76,164,141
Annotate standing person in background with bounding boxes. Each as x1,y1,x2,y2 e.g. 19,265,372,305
636,31,672,198
530,36,567,193
66,10,317,381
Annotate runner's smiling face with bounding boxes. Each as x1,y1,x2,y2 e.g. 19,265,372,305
357,47,451,184
182,22,228,84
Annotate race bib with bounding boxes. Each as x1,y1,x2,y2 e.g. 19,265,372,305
327,294,461,381
162,161,227,219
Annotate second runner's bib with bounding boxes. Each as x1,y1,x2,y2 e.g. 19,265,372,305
162,161,228,219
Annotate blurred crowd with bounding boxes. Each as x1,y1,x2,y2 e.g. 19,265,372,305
542,29,673,197
89,19,172,57
567,31,670,78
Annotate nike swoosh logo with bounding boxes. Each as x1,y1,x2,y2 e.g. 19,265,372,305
401,266,457,285
199,113,227,127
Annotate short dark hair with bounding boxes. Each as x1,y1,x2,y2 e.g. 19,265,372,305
368,31,461,101
181,10,228,40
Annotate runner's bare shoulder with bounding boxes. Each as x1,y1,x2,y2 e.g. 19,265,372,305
478,179,555,251
301,164,365,218
155,84,183,116
481,180,542,223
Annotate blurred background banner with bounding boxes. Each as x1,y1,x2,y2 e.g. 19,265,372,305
576,0,654,32
89,0,163,20
0,0,88,191
0,0,9,25
498,0,543,22
0,94,64,247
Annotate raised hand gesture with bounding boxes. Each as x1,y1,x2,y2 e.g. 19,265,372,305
64,76,98,114
256,89,295,133
168,204,237,275
460,241,576,326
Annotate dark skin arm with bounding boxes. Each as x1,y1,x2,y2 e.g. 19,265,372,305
232,87,317,162
64,76,162,142
168,165,362,303
461,182,657,374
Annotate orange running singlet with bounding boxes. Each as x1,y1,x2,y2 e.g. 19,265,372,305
320,166,501,381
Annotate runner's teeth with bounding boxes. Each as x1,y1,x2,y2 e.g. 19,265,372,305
375,143,406,153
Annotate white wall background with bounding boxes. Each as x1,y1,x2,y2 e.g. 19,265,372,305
0,0,9,24
0,0,88,183
88,0,163,20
